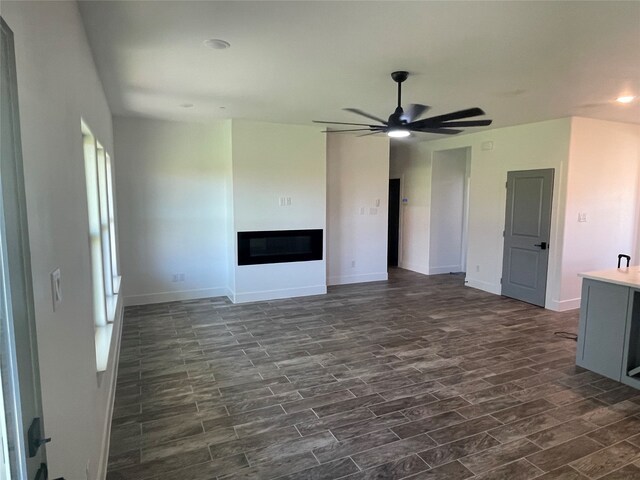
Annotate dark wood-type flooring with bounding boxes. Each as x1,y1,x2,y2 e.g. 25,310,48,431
107,269,640,480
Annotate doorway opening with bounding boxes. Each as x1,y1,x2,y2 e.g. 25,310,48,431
388,178,401,267
429,147,470,274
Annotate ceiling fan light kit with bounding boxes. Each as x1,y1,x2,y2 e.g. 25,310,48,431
314,71,493,138
616,95,636,104
388,129,411,138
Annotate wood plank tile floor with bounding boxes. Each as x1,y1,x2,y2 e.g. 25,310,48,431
107,269,640,480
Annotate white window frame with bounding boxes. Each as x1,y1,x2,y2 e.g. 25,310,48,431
81,120,120,371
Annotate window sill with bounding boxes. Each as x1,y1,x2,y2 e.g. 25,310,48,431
113,275,122,296
106,277,122,323
95,323,113,373
96,288,122,372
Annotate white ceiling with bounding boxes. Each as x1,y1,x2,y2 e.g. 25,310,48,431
78,1,640,135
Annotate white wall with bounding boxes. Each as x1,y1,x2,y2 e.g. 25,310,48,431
393,117,640,311
326,134,390,285
1,2,120,478
559,117,640,308
389,141,432,275
393,119,572,309
231,120,327,302
113,118,327,305
429,148,468,274
114,117,232,305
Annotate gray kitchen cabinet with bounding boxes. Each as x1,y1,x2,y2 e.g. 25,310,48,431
577,269,640,390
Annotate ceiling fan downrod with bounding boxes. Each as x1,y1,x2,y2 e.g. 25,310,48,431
391,71,409,123
391,71,408,106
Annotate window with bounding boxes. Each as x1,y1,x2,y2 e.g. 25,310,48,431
81,120,120,372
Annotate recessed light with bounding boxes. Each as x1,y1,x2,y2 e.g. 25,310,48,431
180,103,194,108
204,39,231,50
616,95,635,104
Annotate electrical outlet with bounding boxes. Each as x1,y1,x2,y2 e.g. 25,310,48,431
578,212,587,222
351,260,356,267
171,273,185,283
476,265,480,272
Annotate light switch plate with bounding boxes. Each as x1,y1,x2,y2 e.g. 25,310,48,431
51,268,62,311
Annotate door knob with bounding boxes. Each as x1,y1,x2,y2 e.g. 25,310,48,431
534,242,548,250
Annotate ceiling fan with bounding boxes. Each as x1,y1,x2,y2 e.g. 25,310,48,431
314,71,492,138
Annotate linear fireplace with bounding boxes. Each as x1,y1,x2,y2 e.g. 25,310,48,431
237,229,323,266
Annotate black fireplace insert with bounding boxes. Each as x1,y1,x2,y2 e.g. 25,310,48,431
237,229,323,266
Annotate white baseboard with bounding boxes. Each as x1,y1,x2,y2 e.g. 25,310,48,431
96,294,125,480
546,297,581,312
327,272,388,286
399,261,429,276
232,285,327,304
465,277,501,295
124,287,228,306
429,265,462,275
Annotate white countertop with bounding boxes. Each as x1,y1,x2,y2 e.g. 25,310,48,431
579,267,640,289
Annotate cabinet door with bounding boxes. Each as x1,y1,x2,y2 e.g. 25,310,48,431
577,279,629,381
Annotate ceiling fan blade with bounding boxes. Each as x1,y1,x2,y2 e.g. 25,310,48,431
321,128,380,133
343,108,388,125
357,131,385,137
438,119,493,128
409,107,486,128
313,120,378,127
401,104,430,122
411,127,462,135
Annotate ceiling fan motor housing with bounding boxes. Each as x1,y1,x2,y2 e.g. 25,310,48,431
389,107,406,126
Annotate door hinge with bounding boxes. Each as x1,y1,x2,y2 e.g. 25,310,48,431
35,462,65,480
505,181,508,188
35,463,47,480
28,417,51,457
500,278,503,284
502,230,505,237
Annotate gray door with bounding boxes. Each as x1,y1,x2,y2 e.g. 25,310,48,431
1,17,47,479
501,169,554,307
